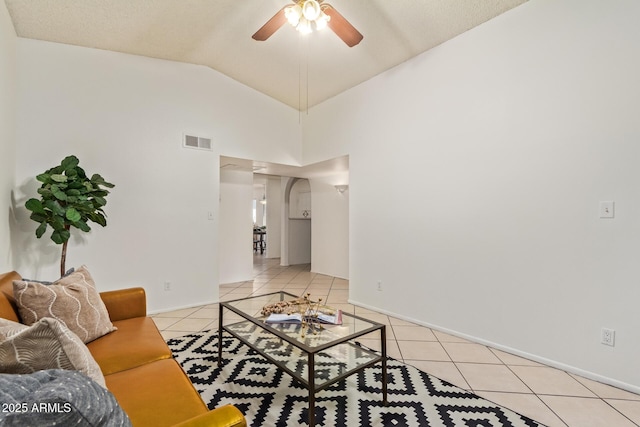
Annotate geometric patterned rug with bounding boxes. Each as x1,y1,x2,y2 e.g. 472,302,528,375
167,331,545,427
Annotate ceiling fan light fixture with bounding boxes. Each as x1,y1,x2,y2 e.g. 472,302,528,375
252,0,362,47
301,0,321,21
297,17,313,34
284,4,302,26
314,11,330,30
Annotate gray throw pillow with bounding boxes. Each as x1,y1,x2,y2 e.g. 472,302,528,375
0,369,131,427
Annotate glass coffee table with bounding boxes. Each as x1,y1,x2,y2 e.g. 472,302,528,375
218,291,388,427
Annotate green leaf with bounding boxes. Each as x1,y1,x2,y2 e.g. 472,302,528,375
61,155,79,170
74,220,91,233
51,216,65,231
76,166,87,179
44,200,66,216
29,212,48,223
52,190,68,201
51,229,70,245
91,174,115,188
36,173,51,183
65,207,81,222
93,196,107,207
35,222,48,238
37,188,52,198
90,212,107,227
25,198,45,214
50,174,67,183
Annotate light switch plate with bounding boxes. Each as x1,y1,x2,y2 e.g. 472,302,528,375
599,201,614,218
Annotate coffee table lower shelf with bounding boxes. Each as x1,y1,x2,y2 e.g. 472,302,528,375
218,318,388,427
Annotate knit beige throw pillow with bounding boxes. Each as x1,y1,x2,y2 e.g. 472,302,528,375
13,265,116,343
0,317,106,387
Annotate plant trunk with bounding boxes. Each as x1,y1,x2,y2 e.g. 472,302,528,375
60,229,69,277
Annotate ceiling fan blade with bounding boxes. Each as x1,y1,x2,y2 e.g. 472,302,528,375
323,4,363,47
252,7,287,41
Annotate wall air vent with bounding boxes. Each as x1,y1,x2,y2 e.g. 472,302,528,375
183,134,212,151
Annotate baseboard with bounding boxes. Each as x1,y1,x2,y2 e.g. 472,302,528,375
348,298,640,395
148,299,219,316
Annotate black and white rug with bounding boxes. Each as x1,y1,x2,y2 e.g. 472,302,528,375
167,331,544,427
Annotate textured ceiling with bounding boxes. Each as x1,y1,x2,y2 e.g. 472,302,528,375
5,0,528,110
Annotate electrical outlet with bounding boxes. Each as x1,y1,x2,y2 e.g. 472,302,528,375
164,281,171,292
601,328,615,346
377,281,382,291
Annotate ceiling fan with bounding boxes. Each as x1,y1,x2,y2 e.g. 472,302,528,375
252,0,363,47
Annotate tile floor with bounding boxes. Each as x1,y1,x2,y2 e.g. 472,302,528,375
153,256,640,427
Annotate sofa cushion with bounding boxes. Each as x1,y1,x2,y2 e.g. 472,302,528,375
0,317,106,388
0,272,21,323
105,358,207,427
13,265,116,343
0,369,131,427
86,317,172,375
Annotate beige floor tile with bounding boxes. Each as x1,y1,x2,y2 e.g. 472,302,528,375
153,307,200,318
355,312,391,325
160,330,191,340
571,374,640,401
442,342,503,364
388,317,420,326
540,395,637,427
510,366,597,397
490,349,543,367
187,308,218,319
605,399,640,425
164,317,215,332
457,363,531,393
327,303,355,314
357,338,402,360
477,391,566,427
152,317,182,330
433,330,472,343
284,282,311,289
406,360,471,390
391,325,438,341
397,340,450,362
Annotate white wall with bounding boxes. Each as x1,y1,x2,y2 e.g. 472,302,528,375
265,175,282,259
0,3,16,272
310,175,349,279
303,0,640,391
12,39,299,312
219,168,253,284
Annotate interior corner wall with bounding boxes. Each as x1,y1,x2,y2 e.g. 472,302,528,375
309,175,348,279
219,168,253,284
12,38,299,312
302,0,640,391
0,3,16,273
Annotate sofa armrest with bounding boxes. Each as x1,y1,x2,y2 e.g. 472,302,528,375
99,287,147,321
172,405,246,427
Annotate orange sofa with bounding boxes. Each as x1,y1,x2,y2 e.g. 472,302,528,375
0,271,246,427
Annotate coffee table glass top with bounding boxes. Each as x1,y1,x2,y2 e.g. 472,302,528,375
222,291,381,349
221,291,385,389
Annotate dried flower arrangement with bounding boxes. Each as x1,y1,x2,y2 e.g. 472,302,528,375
261,293,335,337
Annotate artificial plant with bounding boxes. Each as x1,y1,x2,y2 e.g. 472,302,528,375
25,155,115,276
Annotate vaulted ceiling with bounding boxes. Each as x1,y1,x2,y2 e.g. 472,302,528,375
5,0,528,110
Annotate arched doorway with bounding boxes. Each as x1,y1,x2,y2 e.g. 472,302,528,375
281,177,311,266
